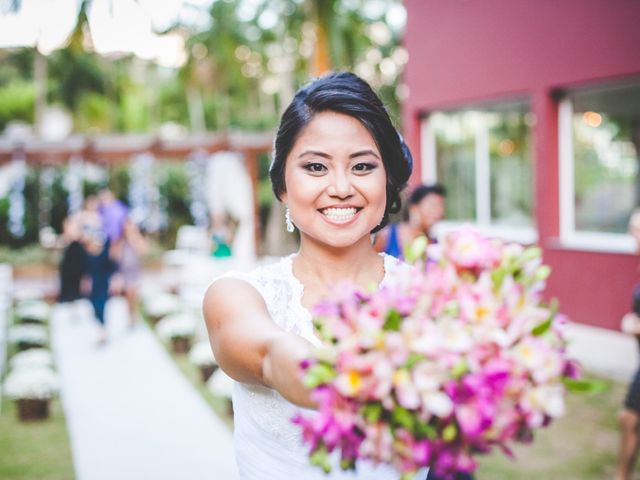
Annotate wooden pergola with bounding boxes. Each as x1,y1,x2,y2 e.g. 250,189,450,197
0,131,275,251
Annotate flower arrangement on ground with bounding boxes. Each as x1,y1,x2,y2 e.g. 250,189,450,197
189,341,218,382
10,348,54,371
3,367,60,421
15,300,50,324
207,368,235,416
156,312,196,354
142,292,182,324
294,227,586,480
8,324,48,350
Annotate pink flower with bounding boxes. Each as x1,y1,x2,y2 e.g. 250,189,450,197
443,226,502,271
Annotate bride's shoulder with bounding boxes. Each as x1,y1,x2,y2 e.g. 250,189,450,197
209,255,293,292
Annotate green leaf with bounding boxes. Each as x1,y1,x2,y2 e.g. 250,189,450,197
310,446,332,474
404,352,424,369
340,457,356,471
535,265,551,281
361,402,383,423
392,405,415,431
442,423,458,442
563,378,608,393
522,246,542,262
491,269,507,289
532,318,552,336
532,298,559,336
415,420,437,439
442,301,460,318
383,309,402,331
404,235,429,264
303,363,336,389
451,360,468,379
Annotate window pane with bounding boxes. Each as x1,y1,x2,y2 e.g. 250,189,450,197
432,111,476,221
488,109,533,227
571,83,640,234
430,103,533,227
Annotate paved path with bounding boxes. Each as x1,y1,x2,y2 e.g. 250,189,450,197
51,297,239,480
566,322,638,382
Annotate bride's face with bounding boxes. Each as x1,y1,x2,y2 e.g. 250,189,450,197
281,111,387,249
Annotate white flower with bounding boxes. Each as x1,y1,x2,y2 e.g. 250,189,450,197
10,348,54,371
3,367,59,400
143,293,182,318
423,391,454,418
522,384,566,419
156,312,196,341
189,341,217,367
15,300,50,323
207,369,234,399
442,322,473,353
8,324,48,346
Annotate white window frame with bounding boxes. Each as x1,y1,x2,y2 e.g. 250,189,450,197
558,97,637,254
420,112,538,245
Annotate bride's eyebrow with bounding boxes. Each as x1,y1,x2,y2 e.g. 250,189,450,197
350,149,380,160
298,150,331,159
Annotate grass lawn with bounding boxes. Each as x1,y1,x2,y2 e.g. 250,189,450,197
0,397,75,480
477,376,626,479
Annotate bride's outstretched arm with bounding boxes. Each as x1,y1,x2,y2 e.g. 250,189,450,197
203,278,315,409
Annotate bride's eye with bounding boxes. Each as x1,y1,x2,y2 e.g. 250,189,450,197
353,162,377,173
303,162,327,174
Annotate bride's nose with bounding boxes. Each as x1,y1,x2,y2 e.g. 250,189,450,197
327,170,354,198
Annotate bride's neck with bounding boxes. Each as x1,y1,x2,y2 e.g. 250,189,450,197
293,236,382,289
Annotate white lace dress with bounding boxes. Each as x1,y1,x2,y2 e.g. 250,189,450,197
216,254,428,480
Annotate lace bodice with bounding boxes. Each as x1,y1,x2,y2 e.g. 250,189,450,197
214,254,420,480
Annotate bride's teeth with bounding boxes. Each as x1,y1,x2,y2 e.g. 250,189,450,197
322,208,357,221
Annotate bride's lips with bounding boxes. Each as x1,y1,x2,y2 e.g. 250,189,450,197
318,206,363,225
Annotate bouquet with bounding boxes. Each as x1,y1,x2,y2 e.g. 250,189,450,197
294,227,585,480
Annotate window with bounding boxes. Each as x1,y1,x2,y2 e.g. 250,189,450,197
559,81,640,252
421,100,535,243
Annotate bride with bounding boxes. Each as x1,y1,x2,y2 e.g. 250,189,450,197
203,72,423,479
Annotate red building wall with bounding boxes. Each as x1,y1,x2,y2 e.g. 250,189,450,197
402,0,640,329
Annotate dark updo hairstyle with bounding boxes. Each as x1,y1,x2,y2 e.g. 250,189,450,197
269,72,412,233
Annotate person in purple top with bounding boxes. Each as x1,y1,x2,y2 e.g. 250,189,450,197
98,188,128,242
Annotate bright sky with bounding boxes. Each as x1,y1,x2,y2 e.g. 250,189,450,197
0,0,214,67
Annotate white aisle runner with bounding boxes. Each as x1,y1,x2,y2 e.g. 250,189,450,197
51,297,239,480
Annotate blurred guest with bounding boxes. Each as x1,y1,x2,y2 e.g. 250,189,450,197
110,218,147,327
76,195,118,344
374,183,447,258
98,188,128,242
210,212,235,258
58,210,88,303
617,209,640,480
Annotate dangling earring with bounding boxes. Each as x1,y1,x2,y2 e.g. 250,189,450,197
285,206,294,233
